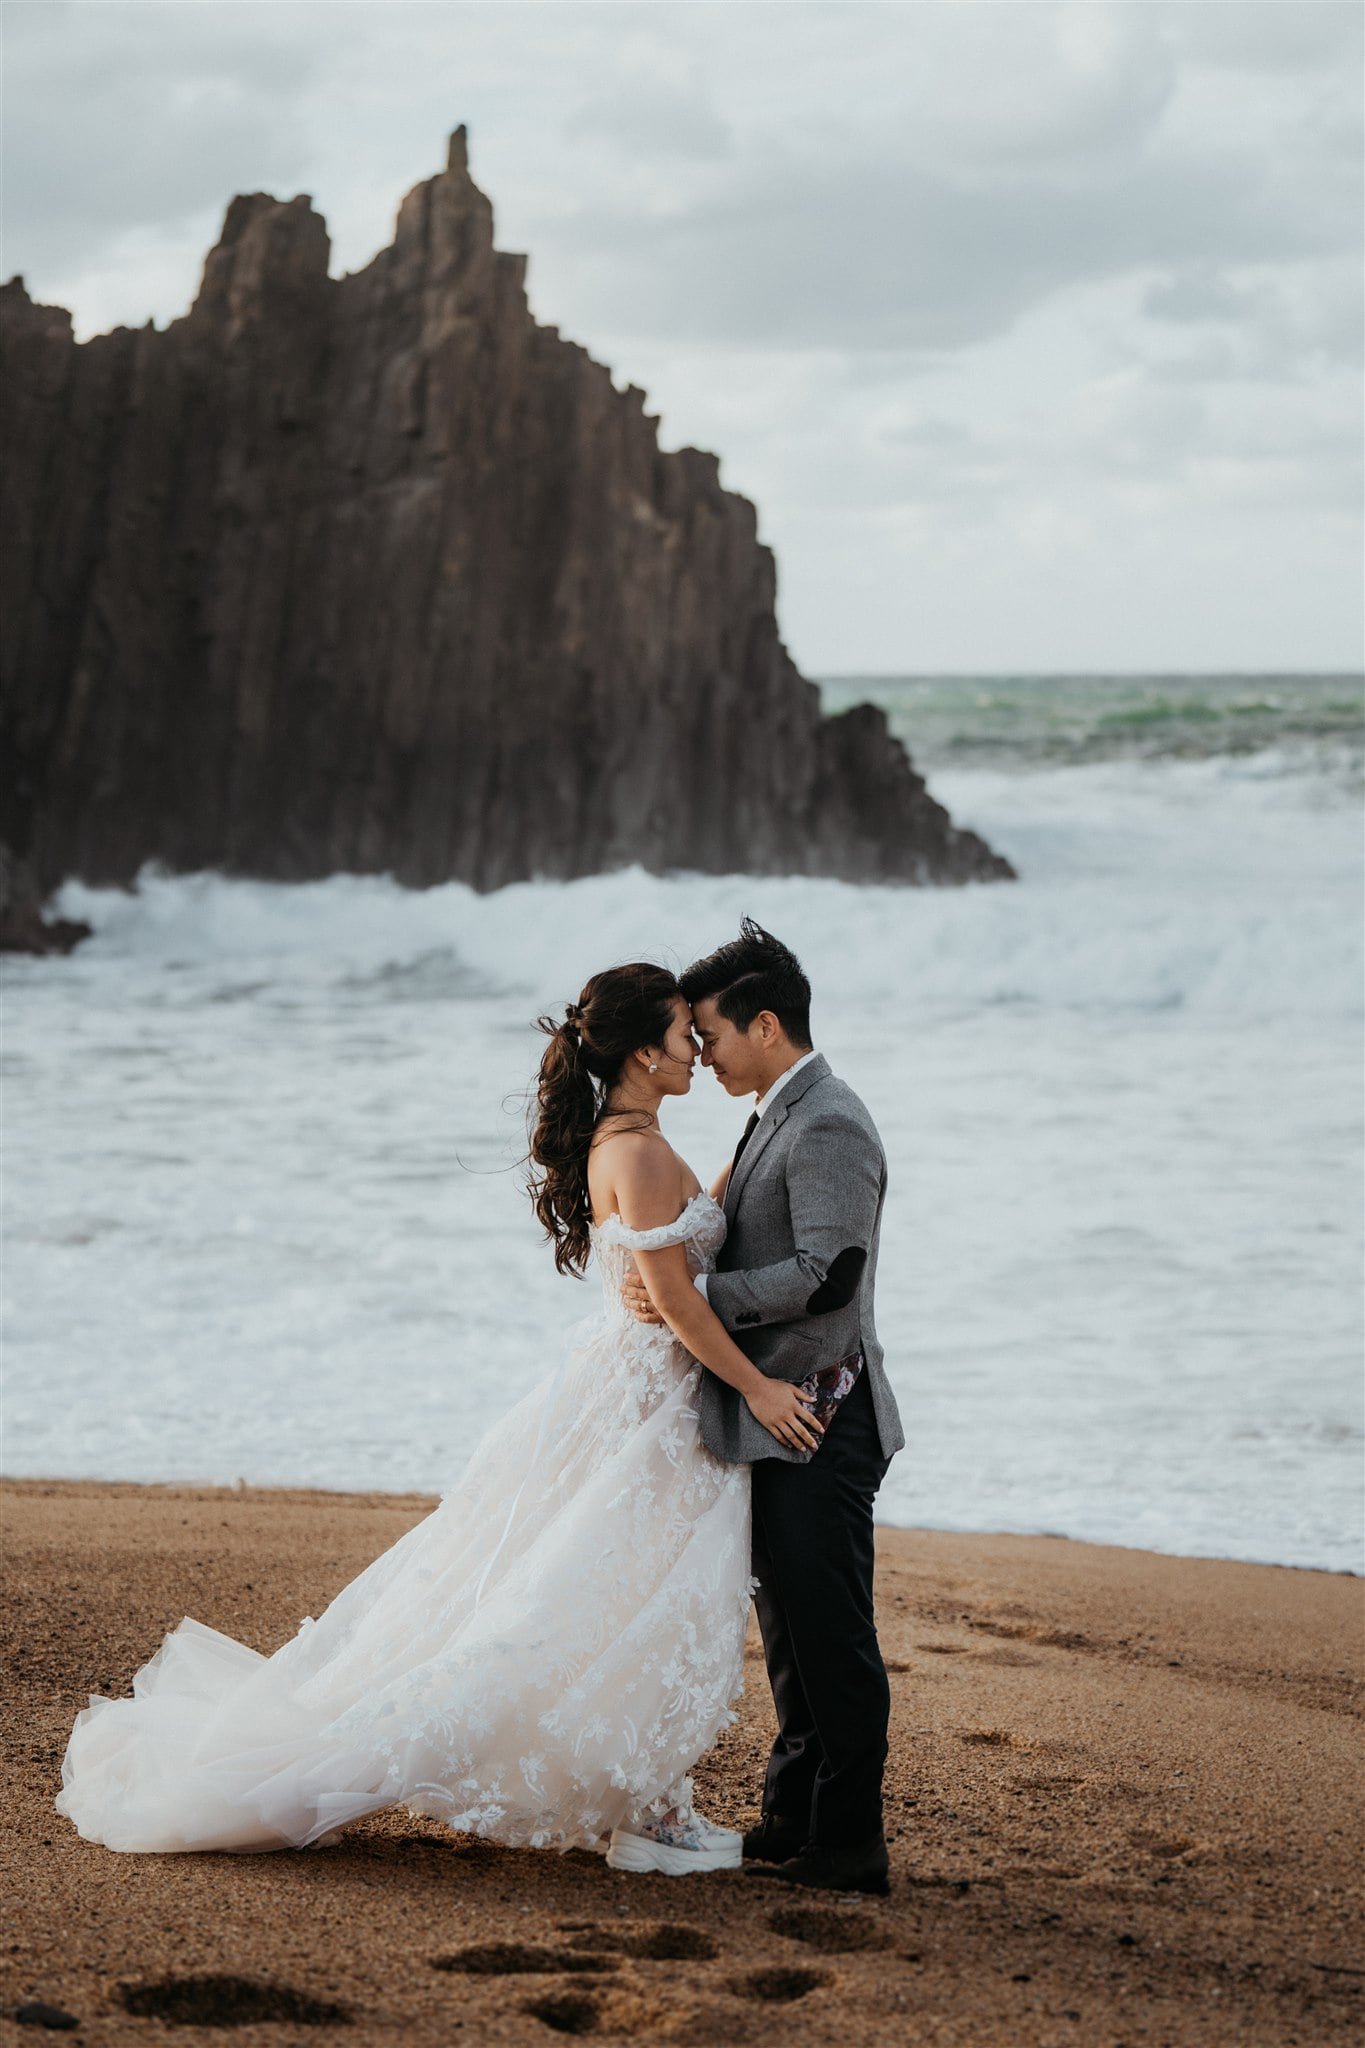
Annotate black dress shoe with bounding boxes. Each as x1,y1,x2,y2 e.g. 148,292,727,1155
757,1833,890,1896
741,1813,808,1864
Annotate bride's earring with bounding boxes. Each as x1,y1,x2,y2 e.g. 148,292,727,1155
648,1061,658,1073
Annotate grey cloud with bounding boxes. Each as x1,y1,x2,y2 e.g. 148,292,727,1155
3,0,1359,669
1147,337,1242,386
883,419,975,454
1142,260,1363,384
862,384,1361,521
4,3,320,271
536,136,1358,357
1169,2,1364,75
915,14,1178,171
1142,266,1270,324
1312,263,1365,364
562,83,732,162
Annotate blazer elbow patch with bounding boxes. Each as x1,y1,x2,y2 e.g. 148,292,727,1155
805,1245,866,1314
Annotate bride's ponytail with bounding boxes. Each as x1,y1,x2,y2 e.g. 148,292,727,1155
528,964,681,1277
528,1011,597,1275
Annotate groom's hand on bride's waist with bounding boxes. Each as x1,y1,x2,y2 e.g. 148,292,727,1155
622,1272,666,1325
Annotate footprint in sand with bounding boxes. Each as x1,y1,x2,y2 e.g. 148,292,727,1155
524,1981,747,2038
768,1904,889,1953
523,1988,605,2035
729,1964,831,2003
960,1727,1030,1749
118,1975,350,2026
1127,1829,1206,1860
433,1942,620,1976
557,1922,719,1961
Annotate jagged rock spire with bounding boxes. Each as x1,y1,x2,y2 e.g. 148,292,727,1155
0,139,1013,899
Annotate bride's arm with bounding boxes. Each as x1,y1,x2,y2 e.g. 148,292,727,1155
632,1244,822,1454
614,1146,821,1454
708,1165,730,1203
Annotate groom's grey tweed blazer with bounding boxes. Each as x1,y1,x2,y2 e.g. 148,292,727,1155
697,1053,906,1467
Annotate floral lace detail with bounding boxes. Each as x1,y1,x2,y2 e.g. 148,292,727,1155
54,1191,754,1858
591,1188,721,1256
621,1802,738,1851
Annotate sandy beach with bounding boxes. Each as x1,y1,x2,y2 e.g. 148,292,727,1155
2,1478,1360,2044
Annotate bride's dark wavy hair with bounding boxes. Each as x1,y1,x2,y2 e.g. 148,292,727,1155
528,962,683,1278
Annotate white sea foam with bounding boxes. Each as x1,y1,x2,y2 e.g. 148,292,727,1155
4,735,1361,1572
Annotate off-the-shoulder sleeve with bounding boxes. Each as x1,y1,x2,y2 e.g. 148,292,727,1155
596,1191,706,1250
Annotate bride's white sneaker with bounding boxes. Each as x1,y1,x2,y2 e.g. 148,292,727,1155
606,1806,742,1876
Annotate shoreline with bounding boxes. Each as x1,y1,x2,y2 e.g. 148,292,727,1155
4,1472,1359,1579
4,1477,1361,2043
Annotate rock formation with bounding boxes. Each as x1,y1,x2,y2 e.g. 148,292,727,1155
0,128,1013,925
0,846,90,955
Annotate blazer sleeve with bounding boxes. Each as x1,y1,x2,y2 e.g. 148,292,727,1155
705,1111,883,1335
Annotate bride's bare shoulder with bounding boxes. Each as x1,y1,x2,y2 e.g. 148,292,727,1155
588,1125,673,1168
587,1127,693,1227
589,1127,676,1182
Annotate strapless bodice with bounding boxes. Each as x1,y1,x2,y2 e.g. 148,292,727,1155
590,1190,727,1315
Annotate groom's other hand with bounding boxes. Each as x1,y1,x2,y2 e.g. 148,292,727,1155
622,1272,666,1325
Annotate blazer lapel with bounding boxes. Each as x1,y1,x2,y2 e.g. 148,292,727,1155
724,1100,785,1221
723,1053,831,1221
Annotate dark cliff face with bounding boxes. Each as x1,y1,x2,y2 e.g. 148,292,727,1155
0,128,1013,899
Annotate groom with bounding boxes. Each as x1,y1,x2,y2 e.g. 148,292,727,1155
624,919,904,1895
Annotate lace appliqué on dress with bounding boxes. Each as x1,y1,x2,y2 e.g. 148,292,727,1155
54,1192,754,1857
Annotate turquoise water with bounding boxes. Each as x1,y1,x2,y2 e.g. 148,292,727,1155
817,671,1364,773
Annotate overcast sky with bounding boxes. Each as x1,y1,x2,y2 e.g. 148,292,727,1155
5,0,1362,673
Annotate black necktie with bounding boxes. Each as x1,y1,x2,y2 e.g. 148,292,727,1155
729,1110,760,1180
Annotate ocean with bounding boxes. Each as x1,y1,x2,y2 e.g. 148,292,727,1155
3,672,1361,1572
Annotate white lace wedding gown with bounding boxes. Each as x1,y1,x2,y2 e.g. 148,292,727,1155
55,1191,753,1855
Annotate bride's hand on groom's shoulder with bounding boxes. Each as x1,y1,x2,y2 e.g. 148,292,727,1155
622,1271,666,1325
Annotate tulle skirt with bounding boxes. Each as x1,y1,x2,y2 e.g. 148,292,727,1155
55,1310,753,1854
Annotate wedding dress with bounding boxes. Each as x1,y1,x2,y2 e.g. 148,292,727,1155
55,1190,753,1856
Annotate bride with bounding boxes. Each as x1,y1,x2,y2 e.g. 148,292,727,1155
54,962,822,1874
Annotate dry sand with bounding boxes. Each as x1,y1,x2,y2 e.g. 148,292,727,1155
2,1478,1361,2045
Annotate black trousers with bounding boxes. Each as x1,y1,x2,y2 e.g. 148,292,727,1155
749,1367,892,1848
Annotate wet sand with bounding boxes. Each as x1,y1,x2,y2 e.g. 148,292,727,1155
2,1477,1361,2044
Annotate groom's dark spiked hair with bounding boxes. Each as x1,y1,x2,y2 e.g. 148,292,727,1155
679,917,813,1049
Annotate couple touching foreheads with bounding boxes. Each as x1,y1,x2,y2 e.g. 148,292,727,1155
56,920,904,1899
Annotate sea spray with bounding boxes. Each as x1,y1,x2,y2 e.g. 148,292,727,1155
5,678,1361,1571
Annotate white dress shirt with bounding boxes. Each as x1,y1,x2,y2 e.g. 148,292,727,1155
694,1049,819,1299
752,1047,819,1119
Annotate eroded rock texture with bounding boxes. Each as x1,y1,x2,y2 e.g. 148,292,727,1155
0,129,1013,903
0,845,90,955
